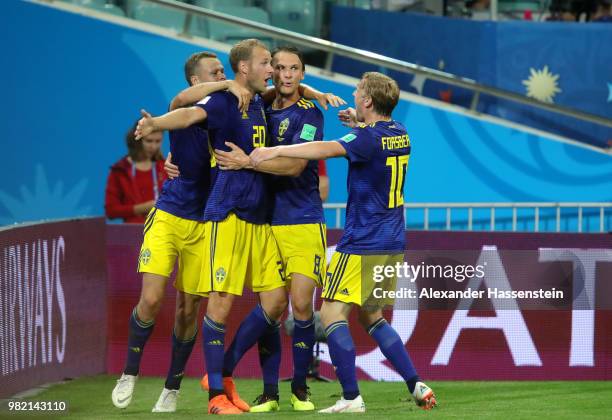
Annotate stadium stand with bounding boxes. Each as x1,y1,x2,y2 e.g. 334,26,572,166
264,0,320,37
205,6,272,44
131,2,189,33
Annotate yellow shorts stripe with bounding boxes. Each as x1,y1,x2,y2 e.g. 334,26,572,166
324,253,349,300
323,253,343,299
317,223,326,283
143,207,155,226
209,221,218,292
332,253,351,298
143,208,158,236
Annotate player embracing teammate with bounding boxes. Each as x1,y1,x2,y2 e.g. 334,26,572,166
113,37,436,415
162,42,344,413
110,51,233,413
251,71,437,413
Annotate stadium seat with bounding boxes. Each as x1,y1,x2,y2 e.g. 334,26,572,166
206,6,272,45
190,16,210,39
132,3,189,34
264,0,320,37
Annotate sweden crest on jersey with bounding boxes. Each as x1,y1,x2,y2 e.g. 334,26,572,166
277,117,290,142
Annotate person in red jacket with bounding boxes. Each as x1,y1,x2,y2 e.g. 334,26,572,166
105,122,167,223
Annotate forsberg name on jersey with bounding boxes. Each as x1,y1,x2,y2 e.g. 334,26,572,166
381,134,410,150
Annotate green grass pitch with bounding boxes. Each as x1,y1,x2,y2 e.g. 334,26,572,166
2,376,612,419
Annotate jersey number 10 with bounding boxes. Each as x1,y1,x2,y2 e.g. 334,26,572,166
386,155,409,208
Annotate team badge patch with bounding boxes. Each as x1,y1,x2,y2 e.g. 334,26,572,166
340,133,356,143
278,118,290,137
215,267,227,283
140,248,151,265
300,124,317,141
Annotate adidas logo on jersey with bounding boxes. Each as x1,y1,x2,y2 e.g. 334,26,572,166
208,340,223,346
339,288,350,296
130,346,141,353
294,342,309,350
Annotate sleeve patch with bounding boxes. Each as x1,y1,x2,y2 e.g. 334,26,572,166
300,123,317,141
340,133,357,143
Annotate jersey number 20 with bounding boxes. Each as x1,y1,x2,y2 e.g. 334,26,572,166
386,155,409,208
252,125,266,148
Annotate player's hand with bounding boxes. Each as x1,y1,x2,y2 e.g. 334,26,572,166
135,109,156,140
249,147,280,167
164,152,180,179
338,107,358,128
315,92,347,110
227,80,252,114
134,199,156,215
215,142,251,170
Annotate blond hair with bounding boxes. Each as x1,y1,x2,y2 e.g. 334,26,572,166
361,72,400,117
229,38,268,72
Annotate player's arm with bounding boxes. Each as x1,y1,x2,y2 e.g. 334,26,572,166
215,142,308,177
170,80,251,112
300,84,347,110
260,84,346,109
250,141,346,166
135,108,207,140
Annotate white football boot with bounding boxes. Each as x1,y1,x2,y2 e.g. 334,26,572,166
318,395,365,413
111,373,137,408
152,388,179,413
